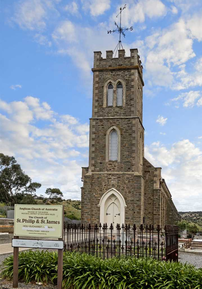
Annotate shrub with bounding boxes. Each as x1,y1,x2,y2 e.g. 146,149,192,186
1,250,58,284
1,251,202,288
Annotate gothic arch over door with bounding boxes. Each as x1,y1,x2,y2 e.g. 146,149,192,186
98,188,126,226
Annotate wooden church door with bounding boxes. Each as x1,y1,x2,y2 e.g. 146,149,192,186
105,195,121,226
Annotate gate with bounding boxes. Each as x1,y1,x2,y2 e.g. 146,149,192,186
165,225,178,262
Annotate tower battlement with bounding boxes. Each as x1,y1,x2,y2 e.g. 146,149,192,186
93,49,143,75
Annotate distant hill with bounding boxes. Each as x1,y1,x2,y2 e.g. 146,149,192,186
179,211,202,227
63,200,81,220
0,199,82,220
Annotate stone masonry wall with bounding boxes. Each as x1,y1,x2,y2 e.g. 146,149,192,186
143,158,155,225
81,172,144,225
143,158,180,227
89,118,144,174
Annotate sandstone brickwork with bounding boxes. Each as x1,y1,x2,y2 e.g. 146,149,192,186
81,49,180,227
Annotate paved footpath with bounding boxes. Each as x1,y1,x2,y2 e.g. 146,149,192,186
0,243,28,255
179,251,202,268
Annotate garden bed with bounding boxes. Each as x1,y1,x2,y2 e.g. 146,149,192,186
1,250,202,288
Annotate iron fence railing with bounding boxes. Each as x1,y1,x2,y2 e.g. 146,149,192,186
63,223,178,261
165,225,178,262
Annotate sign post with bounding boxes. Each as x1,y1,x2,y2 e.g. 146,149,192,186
13,236,19,288
13,204,64,289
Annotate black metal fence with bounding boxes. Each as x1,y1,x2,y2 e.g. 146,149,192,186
63,223,178,261
165,225,178,262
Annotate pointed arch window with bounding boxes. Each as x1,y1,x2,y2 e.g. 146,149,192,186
107,83,113,106
109,129,118,161
117,82,123,106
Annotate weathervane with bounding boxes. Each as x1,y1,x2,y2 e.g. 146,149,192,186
107,4,133,55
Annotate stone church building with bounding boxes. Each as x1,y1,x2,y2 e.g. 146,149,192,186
81,48,180,227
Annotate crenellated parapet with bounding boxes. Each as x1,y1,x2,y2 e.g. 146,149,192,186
92,49,143,85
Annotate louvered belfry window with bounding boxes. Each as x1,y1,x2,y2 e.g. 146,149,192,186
109,129,118,161
107,83,113,106
117,82,123,106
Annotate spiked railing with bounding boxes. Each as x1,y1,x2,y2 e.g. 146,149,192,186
63,223,178,261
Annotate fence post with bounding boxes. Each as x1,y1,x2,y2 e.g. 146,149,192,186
157,225,160,260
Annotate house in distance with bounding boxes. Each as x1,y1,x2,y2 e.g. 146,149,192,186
81,48,180,227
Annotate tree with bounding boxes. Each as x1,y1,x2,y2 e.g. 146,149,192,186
0,153,41,205
45,188,63,203
13,193,37,204
187,223,199,237
177,220,200,238
177,220,188,231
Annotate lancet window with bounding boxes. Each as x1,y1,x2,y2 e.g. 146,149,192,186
109,129,118,161
117,82,123,106
107,83,113,106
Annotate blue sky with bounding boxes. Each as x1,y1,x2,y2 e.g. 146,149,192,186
0,0,202,211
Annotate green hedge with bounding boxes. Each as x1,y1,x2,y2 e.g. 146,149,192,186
1,250,202,288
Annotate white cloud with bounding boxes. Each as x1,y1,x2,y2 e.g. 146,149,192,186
171,91,202,107
61,115,78,125
0,97,89,198
144,19,195,87
52,22,117,78
25,96,54,120
76,124,89,134
173,58,202,90
82,0,110,16
112,0,166,27
34,34,52,46
169,0,200,13
58,47,91,74
13,0,60,31
64,2,79,15
139,15,202,90
156,115,168,126
13,0,47,31
145,139,202,211
0,100,12,113
10,84,22,90
171,5,178,14
186,13,202,42
52,21,77,43
197,97,202,106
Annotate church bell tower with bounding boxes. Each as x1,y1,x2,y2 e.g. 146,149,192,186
81,49,145,225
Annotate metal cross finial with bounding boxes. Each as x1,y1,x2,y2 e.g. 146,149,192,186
107,4,133,55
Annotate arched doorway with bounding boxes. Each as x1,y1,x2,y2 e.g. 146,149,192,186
105,194,121,225
98,188,126,226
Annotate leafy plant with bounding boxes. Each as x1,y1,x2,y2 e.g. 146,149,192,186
1,250,58,284
1,251,202,288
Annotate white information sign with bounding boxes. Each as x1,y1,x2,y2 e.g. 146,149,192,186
12,239,64,249
14,204,63,238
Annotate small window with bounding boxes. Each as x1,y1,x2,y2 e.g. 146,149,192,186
109,129,118,161
107,83,113,106
117,82,123,106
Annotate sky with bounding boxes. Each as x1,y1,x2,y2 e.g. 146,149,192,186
0,0,202,212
